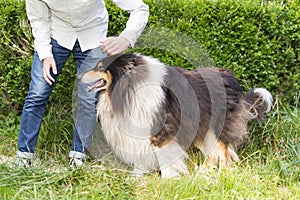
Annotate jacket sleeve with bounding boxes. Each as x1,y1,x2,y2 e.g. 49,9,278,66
112,0,149,47
25,0,52,61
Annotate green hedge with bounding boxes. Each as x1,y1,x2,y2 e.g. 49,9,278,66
0,0,299,114
137,0,300,100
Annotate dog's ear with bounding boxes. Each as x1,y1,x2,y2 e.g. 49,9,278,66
134,56,147,67
95,61,105,72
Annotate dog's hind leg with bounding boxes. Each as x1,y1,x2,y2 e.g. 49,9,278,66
155,141,189,178
197,129,240,167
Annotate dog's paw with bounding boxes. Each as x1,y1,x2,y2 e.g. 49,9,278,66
132,167,151,178
160,167,189,179
160,163,189,179
161,168,181,179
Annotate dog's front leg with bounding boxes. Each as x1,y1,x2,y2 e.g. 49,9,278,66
132,166,151,177
155,141,189,178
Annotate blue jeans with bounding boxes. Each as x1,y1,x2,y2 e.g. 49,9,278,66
17,38,106,159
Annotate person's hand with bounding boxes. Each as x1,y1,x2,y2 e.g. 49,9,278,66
100,37,130,55
43,56,57,85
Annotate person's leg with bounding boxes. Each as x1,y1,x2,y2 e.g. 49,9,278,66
69,41,106,160
17,38,71,161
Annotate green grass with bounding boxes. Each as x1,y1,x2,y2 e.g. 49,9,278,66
0,98,299,199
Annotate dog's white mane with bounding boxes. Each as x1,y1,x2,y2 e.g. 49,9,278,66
97,55,168,171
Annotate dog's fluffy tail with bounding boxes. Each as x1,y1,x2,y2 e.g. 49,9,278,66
243,88,273,121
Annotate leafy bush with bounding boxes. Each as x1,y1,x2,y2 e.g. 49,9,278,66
0,0,76,114
0,0,299,114
140,0,299,101
0,0,32,113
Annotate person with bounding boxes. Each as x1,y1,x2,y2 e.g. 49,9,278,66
16,0,149,168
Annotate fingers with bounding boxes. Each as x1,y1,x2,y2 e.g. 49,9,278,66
100,39,116,55
43,57,57,85
100,37,130,55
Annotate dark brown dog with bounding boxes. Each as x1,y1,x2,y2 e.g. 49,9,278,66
80,53,272,178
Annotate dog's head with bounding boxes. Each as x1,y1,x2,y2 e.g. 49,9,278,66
79,61,112,92
79,53,142,92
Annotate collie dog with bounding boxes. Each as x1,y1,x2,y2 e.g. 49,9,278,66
79,53,272,178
